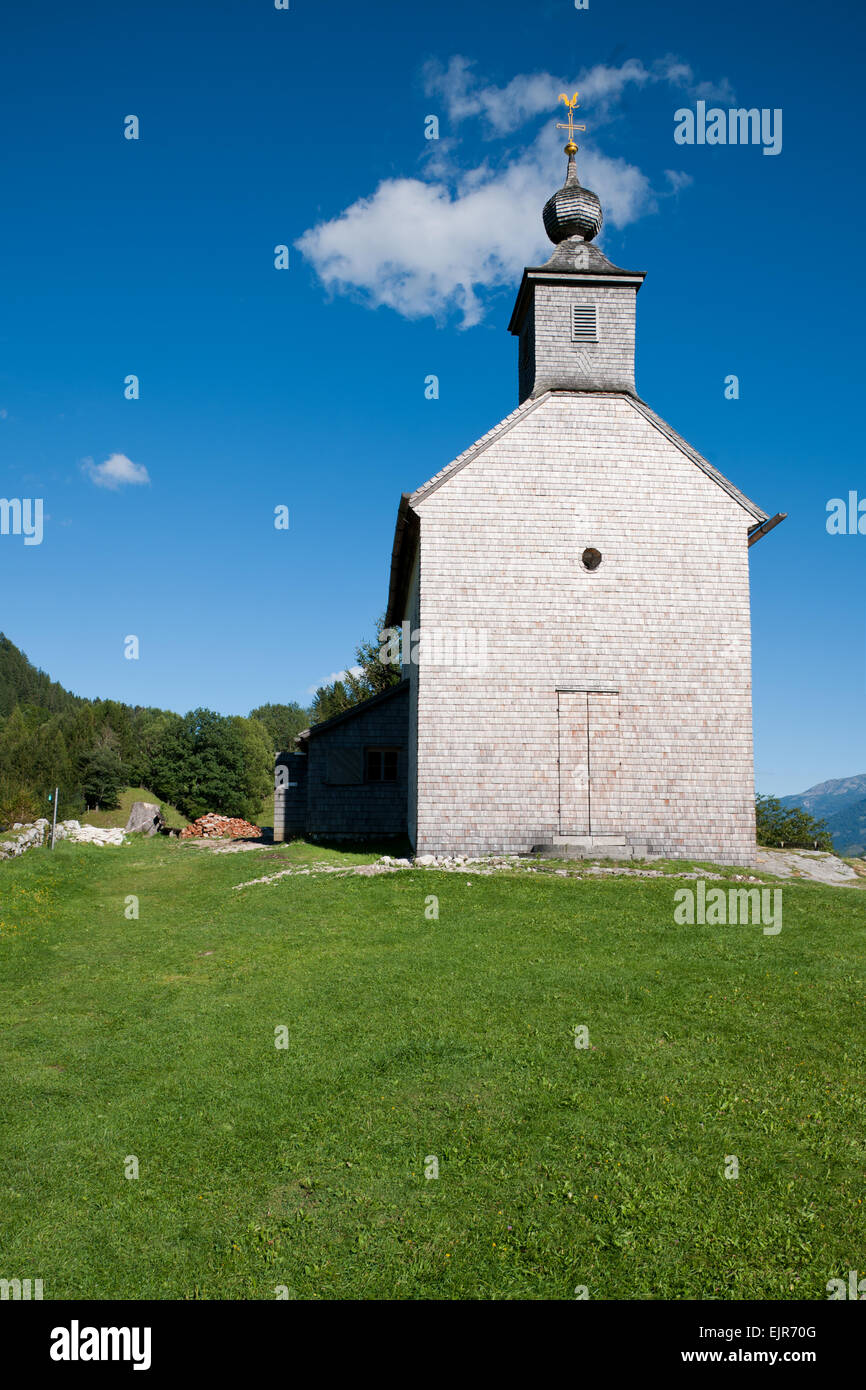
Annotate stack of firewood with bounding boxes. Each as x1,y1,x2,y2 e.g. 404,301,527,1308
180,814,261,839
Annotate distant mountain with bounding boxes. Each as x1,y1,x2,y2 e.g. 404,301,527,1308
778,775,866,857
780,774,866,824
823,798,866,858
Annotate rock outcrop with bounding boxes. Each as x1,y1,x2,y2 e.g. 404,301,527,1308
125,801,165,836
1,818,51,859
59,822,127,847
0,819,127,860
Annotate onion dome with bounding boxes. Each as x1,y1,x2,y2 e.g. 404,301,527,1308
542,148,603,245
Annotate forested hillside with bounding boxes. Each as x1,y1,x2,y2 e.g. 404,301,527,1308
0,633,82,719
0,620,396,829
0,635,277,826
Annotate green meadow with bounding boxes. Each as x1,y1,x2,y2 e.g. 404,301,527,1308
1,837,864,1300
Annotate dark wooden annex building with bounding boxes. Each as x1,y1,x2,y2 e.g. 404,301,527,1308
274,680,409,841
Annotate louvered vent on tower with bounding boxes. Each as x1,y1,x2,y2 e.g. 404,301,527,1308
571,304,597,342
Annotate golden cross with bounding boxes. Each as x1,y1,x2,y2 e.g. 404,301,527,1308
556,92,586,152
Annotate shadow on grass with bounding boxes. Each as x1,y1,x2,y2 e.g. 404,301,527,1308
282,833,414,859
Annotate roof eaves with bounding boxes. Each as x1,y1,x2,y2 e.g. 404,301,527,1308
508,266,645,335
747,512,787,546
385,494,419,628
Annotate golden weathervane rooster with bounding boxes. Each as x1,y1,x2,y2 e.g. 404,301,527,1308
556,92,586,154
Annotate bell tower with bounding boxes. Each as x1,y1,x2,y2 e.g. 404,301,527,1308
508,95,646,402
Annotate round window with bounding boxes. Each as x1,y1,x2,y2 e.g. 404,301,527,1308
581,547,602,571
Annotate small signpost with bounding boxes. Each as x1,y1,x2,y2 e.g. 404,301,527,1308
49,787,59,850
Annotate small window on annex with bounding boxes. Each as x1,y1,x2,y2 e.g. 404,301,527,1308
365,748,400,783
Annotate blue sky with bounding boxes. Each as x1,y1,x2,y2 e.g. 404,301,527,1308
0,0,862,796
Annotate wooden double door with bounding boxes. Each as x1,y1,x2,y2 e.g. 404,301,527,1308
557,690,622,835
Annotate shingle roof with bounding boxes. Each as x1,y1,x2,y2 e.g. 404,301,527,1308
297,679,410,742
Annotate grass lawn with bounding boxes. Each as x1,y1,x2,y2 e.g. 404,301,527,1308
1,837,864,1300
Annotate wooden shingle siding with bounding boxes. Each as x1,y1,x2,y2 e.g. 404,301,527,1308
406,393,758,864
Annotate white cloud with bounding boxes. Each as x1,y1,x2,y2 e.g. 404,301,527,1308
306,666,363,695
664,169,694,193
82,452,150,489
422,55,733,134
422,56,585,134
693,76,737,104
297,124,653,327
297,57,726,327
